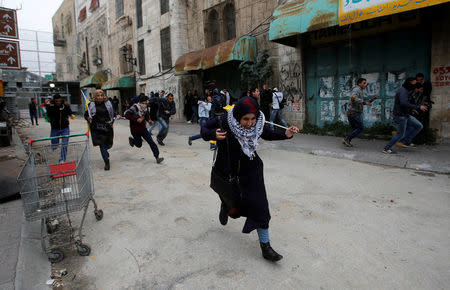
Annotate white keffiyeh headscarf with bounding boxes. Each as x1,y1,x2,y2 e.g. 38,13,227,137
227,106,265,160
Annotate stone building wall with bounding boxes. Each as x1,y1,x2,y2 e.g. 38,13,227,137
430,4,450,138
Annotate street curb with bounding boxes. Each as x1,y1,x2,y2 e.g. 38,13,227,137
12,127,51,290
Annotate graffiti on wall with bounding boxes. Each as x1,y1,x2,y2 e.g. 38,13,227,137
338,99,350,123
280,62,303,112
385,98,395,120
338,73,357,99
320,100,335,121
319,76,334,99
386,71,406,97
432,66,450,87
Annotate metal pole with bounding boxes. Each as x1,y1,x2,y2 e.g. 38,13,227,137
35,31,43,102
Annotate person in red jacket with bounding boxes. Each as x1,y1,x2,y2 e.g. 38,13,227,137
125,95,164,164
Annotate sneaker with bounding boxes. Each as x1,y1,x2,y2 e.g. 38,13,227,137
396,142,408,148
157,138,165,146
156,157,164,164
187,121,192,124
128,137,135,147
382,148,394,154
342,138,352,147
188,137,192,146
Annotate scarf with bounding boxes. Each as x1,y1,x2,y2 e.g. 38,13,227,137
135,103,147,117
227,106,265,160
89,100,114,121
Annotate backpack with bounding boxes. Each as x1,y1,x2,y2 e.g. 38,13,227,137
212,94,226,115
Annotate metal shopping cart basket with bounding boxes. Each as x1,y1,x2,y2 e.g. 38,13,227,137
17,132,103,263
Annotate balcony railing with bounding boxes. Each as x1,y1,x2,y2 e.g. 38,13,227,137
53,33,66,47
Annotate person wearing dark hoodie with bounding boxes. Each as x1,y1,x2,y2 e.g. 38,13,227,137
153,93,176,146
45,94,75,162
125,94,164,164
201,95,299,262
383,77,428,154
85,89,115,170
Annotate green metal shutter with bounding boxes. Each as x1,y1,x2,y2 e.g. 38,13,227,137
306,27,430,127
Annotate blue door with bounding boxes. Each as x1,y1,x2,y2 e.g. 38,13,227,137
306,27,430,127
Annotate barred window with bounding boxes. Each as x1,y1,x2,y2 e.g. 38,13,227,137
160,0,169,15
137,39,146,75
115,0,124,19
136,0,143,28
160,27,172,70
223,3,236,41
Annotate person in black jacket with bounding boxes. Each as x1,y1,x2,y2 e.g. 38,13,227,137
260,85,272,119
28,98,39,125
383,78,428,154
201,96,299,262
152,93,176,146
85,90,115,170
45,94,75,162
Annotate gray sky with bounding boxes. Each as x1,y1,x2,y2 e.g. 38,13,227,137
1,0,64,32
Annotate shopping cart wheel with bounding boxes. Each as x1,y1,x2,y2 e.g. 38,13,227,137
76,243,91,256
94,209,104,221
48,249,64,263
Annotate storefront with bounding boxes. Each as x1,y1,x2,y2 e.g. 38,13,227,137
270,0,450,136
102,75,136,114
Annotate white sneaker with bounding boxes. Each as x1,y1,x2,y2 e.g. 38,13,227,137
382,148,394,154
187,121,192,124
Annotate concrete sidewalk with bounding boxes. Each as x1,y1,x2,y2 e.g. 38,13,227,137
0,128,50,290
173,122,450,174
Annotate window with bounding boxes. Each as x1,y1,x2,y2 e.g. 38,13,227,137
61,14,64,38
223,3,236,41
136,0,143,28
115,0,124,19
120,44,133,74
66,16,72,34
137,39,146,75
78,7,87,23
160,27,172,70
89,0,99,12
160,0,169,15
205,9,220,47
66,56,73,73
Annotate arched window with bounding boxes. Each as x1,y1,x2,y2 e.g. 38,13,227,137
205,9,220,47
223,3,236,41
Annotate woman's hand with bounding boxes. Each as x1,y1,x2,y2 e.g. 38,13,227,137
285,126,299,138
216,129,227,140
137,116,145,123
87,117,92,123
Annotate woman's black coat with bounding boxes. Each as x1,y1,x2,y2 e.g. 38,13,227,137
84,102,114,147
201,113,289,233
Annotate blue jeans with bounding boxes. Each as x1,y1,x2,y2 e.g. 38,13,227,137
99,144,112,162
384,115,423,150
131,129,159,159
50,128,70,162
148,120,162,134
269,109,288,130
190,105,198,122
189,117,208,141
346,114,364,141
30,111,38,125
157,117,169,141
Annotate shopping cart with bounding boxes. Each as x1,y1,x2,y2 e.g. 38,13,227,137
17,132,103,263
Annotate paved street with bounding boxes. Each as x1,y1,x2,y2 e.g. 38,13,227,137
13,118,450,289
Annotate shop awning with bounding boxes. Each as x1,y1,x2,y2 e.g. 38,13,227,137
269,0,338,46
101,75,135,90
79,71,108,88
174,36,257,75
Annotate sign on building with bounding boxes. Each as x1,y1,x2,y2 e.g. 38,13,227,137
0,7,18,39
339,0,450,26
0,40,20,69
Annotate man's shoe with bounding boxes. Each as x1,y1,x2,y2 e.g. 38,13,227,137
157,138,165,146
187,121,192,124
128,137,135,147
396,142,408,148
342,138,352,147
188,137,192,146
382,148,394,154
104,160,110,171
156,157,164,164
219,203,228,226
260,242,283,262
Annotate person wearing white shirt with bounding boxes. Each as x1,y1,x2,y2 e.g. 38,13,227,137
188,96,213,145
220,88,231,106
269,88,289,130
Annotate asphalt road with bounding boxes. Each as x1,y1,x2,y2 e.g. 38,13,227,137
18,118,450,289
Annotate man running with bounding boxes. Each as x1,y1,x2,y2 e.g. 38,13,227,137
125,94,164,163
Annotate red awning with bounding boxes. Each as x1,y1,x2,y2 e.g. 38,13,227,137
78,7,87,23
